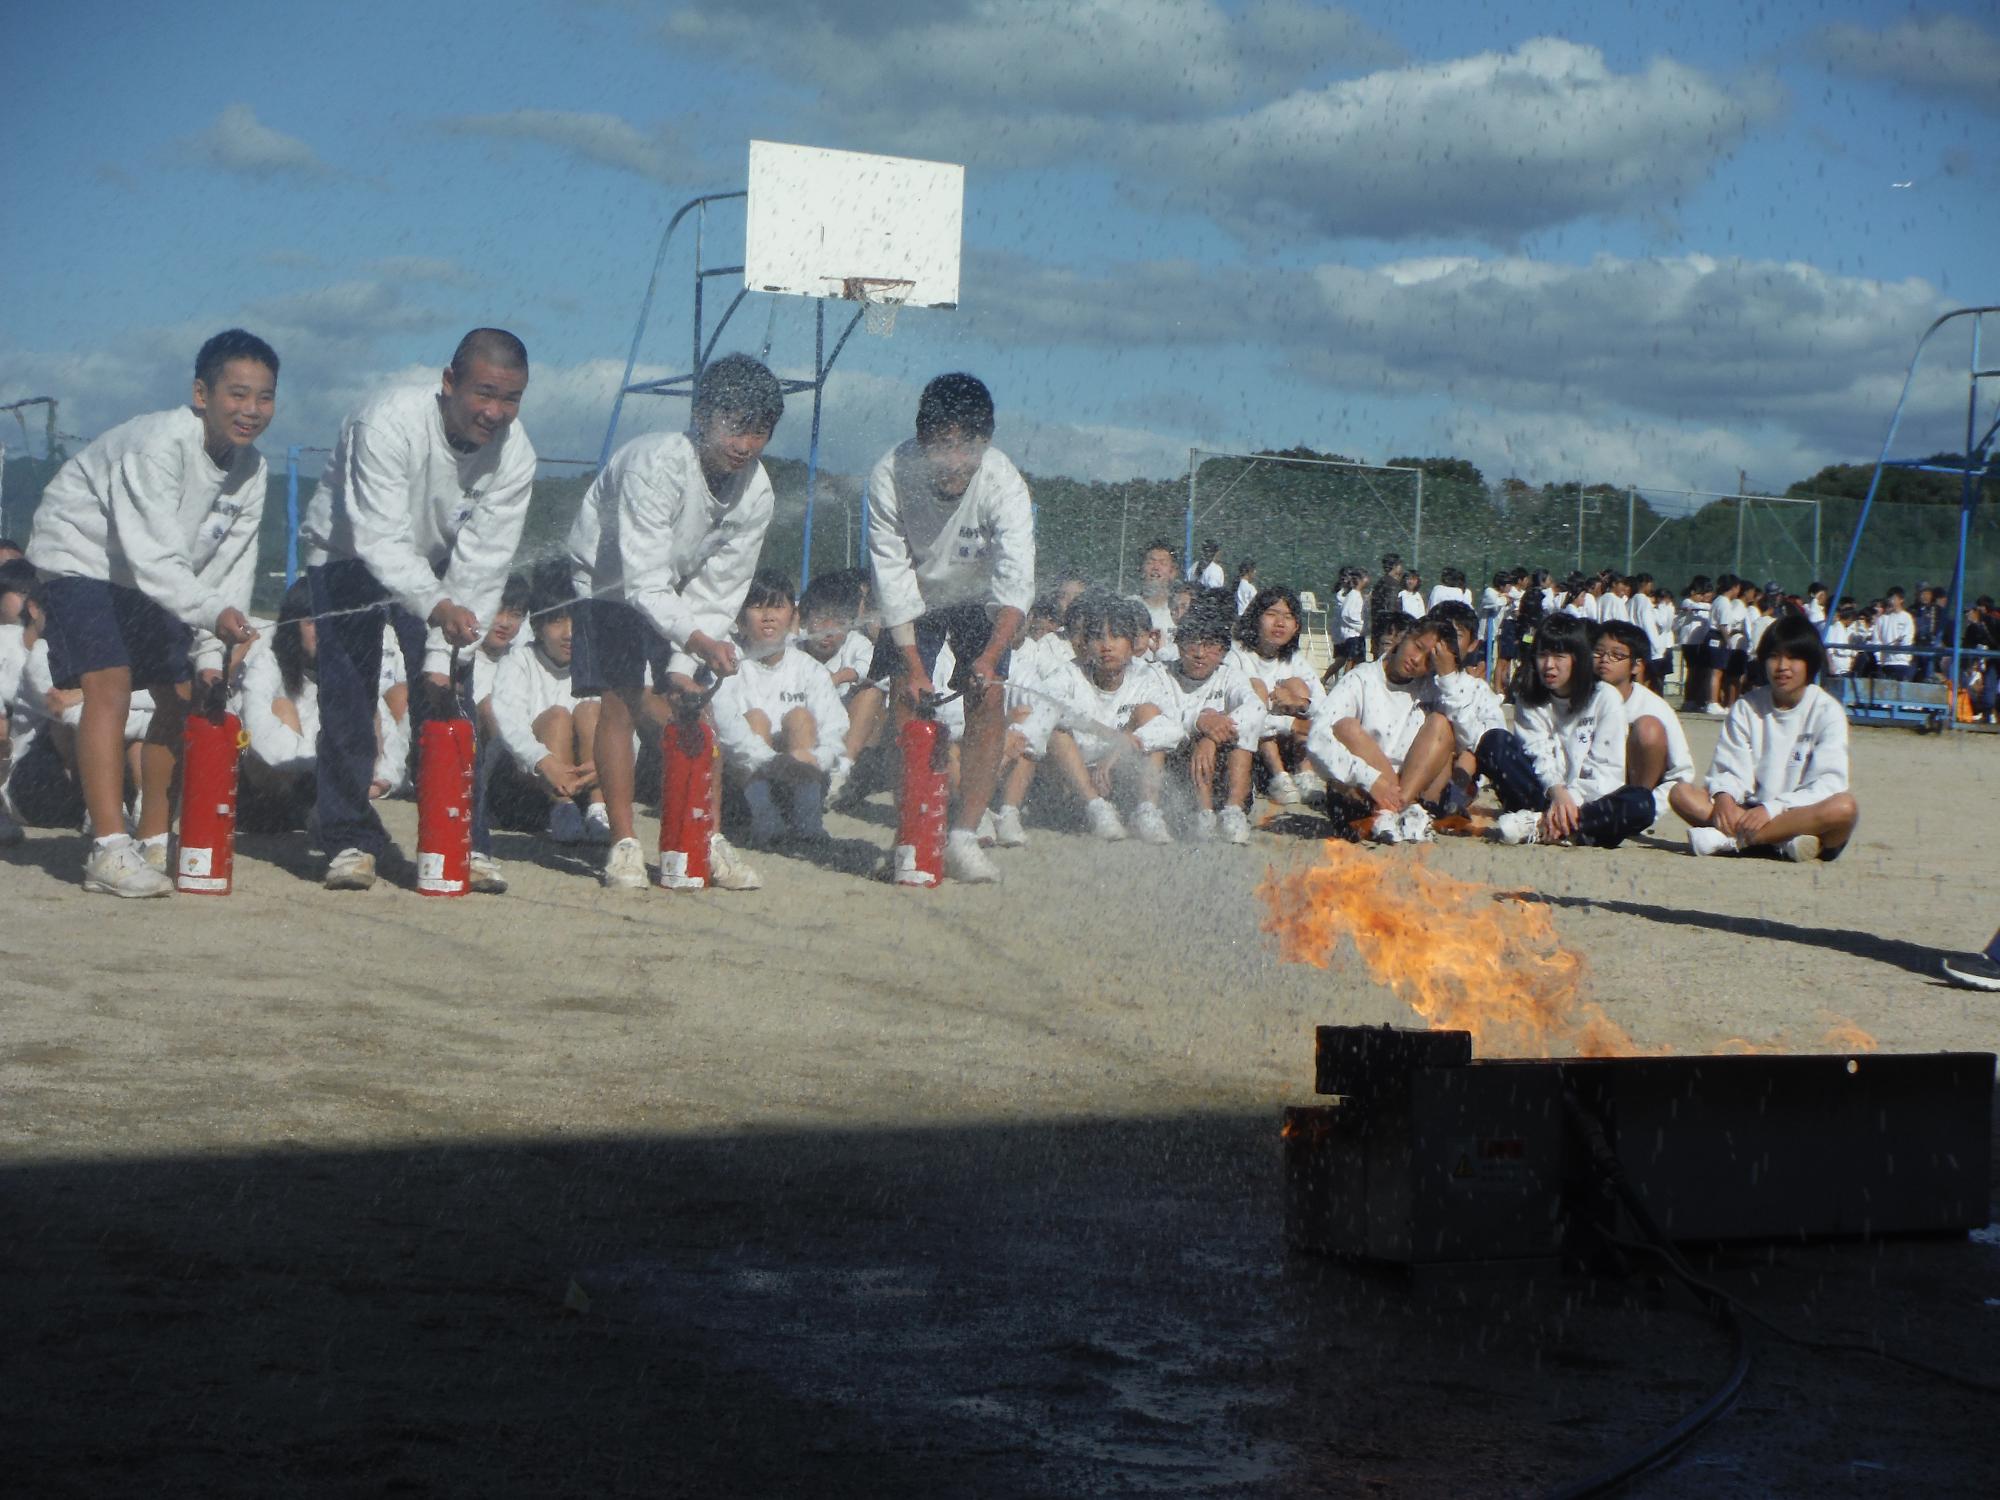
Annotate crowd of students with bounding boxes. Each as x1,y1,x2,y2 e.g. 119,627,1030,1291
0,325,1887,901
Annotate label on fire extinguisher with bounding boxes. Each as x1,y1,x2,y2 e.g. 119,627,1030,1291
657,850,705,890
179,847,213,877
415,851,463,893
891,844,938,887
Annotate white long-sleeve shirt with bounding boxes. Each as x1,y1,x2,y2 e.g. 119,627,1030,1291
1513,681,1631,804
1704,685,1849,814
1429,585,1472,609
490,641,589,777
1478,586,1511,627
1398,588,1427,618
303,385,536,675
1642,599,1677,660
710,646,849,778
1307,661,1503,792
1872,608,1914,669
1676,596,1712,647
239,640,319,773
802,629,878,702
1230,643,1324,745
1336,588,1369,643
1616,681,1695,819
1156,654,1261,745
1024,657,1180,765
865,441,1034,633
1822,619,1854,677
566,430,774,654
1131,595,1177,663
26,406,266,672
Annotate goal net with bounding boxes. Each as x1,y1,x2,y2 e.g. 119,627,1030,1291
1184,449,1424,598
1628,489,1821,589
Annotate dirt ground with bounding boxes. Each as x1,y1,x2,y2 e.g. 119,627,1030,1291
3,715,1997,1497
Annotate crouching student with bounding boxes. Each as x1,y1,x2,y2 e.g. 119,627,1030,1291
487,567,608,846
711,570,849,845
1156,594,1260,842
25,329,276,895
568,352,785,891
236,578,321,832
983,592,1074,848
1229,584,1323,807
1032,592,1179,843
1306,613,1502,846
1477,615,1658,848
1668,614,1856,861
1591,620,1693,827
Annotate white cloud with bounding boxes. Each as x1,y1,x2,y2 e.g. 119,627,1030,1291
437,109,688,184
246,280,448,345
1814,12,2000,112
176,104,332,179
655,10,1769,242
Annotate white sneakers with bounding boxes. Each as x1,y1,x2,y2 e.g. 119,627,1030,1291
1220,806,1252,845
1688,826,1821,862
1266,771,1303,806
138,834,170,872
1085,797,1128,841
468,852,508,894
1704,702,1728,717
826,756,854,807
993,805,1028,847
944,828,1002,883
1131,801,1172,845
1369,810,1404,845
1395,805,1435,844
583,802,613,844
1496,809,1545,846
82,837,173,898
707,833,762,891
975,808,997,847
1193,808,1218,841
324,847,379,890
602,836,649,890
1779,834,1821,863
1293,769,1326,800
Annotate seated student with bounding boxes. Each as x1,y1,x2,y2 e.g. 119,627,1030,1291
1476,614,1657,848
711,569,849,846
0,562,37,844
470,571,530,729
26,329,276,895
1307,612,1502,845
1033,592,1178,843
236,578,322,832
1669,614,1856,861
1154,594,1261,843
487,566,608,846
1229,583,1323,806
1591,620,1694,824
2,576,82,830
986,591,1078,847
793,569,880,801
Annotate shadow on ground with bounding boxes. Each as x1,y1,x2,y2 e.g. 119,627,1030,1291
4,1114,1996,1498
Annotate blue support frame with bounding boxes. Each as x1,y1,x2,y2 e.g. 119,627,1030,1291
1827,306,2000,730
595,191,870,584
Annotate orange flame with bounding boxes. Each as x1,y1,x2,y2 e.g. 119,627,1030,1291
1259,843,1884,1060
1257,842,1640,1059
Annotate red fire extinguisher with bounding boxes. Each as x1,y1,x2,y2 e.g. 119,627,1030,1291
415,693,476,897
176,688,246,895
894,691,956,888
658,712,715,890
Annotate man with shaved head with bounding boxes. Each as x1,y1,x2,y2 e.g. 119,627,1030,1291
300,327,536,893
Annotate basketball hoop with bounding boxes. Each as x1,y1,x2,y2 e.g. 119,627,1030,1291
841,276,916,337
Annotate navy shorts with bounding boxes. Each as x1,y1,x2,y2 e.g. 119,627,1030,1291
41,576,192,690
571,597,674,698
867,602,1012,693
1497,621,1520,661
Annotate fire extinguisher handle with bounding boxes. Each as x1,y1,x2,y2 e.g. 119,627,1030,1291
917,688,962,718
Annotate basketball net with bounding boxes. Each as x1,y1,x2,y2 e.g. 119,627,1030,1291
841,277,915,337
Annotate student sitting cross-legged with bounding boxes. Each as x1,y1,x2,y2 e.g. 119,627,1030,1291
1476,614,1659,849
1228,583,1324,808
792,568,880,804
711,570,849,846
1668,614,1857,861
1155,591,1261,842
1306,611,1502,846
486,564,609,847
1031,592,1179,843
1590,618,1694,827
236,578,321,832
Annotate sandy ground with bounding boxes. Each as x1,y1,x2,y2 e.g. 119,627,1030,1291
2,714,1997,1497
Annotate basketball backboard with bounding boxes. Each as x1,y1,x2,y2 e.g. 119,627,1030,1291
744,140,963,310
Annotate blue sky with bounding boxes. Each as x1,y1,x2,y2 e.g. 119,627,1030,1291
3,0,1994,497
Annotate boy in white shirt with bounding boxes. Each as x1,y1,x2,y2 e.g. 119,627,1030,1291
1194,539,1226,589
866,373,1034,884
1592,620,1694,823
1664,612,1848,864
470,572,529,723
1034,593,1179,843
303,327,534,894
486,566,607,845
793,569,881,802
1670,614,1857,861
568,353,784,892
0,561,37,845
1154,595,1261,841
1705,575,1748,714
711,569,849,845
26,330,275,896
1129,539,1180,664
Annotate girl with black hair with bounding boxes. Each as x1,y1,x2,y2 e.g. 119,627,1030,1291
1229,583,1322,807
237,577,320,831
1473,614,1657,847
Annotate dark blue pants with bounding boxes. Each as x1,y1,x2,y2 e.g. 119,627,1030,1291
309,560,491,859
1475,728,1656,849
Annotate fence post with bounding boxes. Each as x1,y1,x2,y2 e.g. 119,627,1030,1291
1412,470,1423,571
1575,488,1584,572
1734,498,1746,574
285,445,301,587
1184,450,1197,581
1625,487,1636,574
